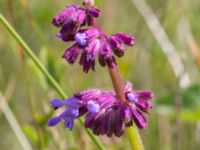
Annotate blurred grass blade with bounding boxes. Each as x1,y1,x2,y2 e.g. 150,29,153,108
0,13,105,150
0,13,66,99
0,93,33,150
131,0,191,89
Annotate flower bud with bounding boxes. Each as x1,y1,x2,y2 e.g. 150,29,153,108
83,0,95,8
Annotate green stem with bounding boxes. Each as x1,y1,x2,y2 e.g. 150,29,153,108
0,13,104,150
108,67,145,150
126,125,145,150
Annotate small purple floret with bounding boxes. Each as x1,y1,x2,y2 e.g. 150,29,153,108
64,117,74,130
50,99,65,109
88,7,101,18
48,116,61,126
109,33,135,57
48,97,83,130
87,100,100,113
99,41,116,68
63,43,81,64
126,92,137,103
75,33,87,46
80,39,100,72
115,33,135,46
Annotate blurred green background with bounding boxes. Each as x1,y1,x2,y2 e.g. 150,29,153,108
0,0,200,149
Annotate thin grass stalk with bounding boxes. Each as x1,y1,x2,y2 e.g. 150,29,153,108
0,93,33,150
131,0,191,89
0,13,104,150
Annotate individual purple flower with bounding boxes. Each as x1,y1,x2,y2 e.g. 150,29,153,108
48,89,102,129
48,97,83,130
79,39,101,72
109,33,135,57
98,41,117,68
85,7,101,25
62,28,101,72
62,43,82,64
75,28,100,46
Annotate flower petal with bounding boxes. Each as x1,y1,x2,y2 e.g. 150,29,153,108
48,116,62,126
50,98,65,109
88,7,101,18
87,100,100,113
63,43,81,64
135,90,154,101
115,33,135,46
131,108,147,129
64,117,74,130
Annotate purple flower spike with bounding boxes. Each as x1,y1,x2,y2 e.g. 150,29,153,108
48,82,153,136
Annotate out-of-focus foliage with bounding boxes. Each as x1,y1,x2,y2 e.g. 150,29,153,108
0,0,200,150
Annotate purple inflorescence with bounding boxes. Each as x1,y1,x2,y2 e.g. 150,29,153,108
48,81,153,137
50,1,153,138
52,3,135,73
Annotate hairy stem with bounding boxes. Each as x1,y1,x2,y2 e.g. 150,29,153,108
0,13,104,150
108,66,145,150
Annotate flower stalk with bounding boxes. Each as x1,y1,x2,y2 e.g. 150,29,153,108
108,66,126,102
108,66,145,150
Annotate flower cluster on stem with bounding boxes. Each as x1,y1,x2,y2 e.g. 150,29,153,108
48,0,153,137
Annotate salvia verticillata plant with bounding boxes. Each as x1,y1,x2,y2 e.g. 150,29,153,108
48,0,153,137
